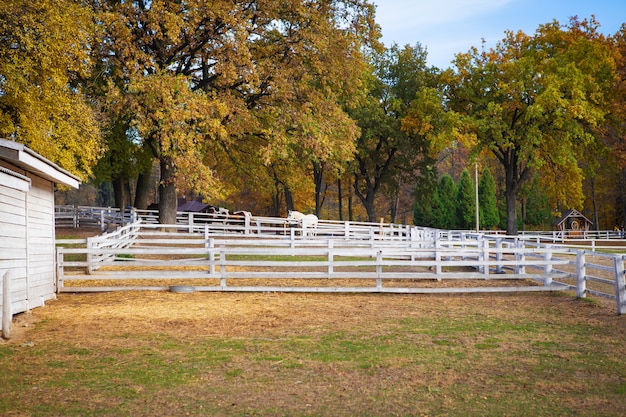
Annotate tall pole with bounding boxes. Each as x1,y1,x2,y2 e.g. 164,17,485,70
475,162,480,232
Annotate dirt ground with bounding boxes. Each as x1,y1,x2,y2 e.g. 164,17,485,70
1,226,620,416
4,273,626,416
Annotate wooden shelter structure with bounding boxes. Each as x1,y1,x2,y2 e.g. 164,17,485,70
0,138,80,335
554,209,593,235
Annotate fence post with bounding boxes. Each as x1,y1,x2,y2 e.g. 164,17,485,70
495,238,503,274
544,245,553,287
207,238,215,275
188,212,194,233
2,270,11,339
481,238,489,276
327,240,334,278
244,213,250,235
515,239,526,275
576,251,586,298
86,237,93,274
435,237,442,280
376,250,383,289
344,221,350,240
220,246,226,290
56,247,64,292
613,255,626,315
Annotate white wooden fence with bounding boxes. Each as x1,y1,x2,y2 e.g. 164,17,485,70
55,205,136,231
53,221,626,314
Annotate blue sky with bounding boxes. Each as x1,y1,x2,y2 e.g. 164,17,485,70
373,0,626,69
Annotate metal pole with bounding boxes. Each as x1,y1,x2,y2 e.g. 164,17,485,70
475,162,480,232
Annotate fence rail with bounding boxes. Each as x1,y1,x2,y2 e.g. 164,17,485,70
54,211,626,314
56,222,625,308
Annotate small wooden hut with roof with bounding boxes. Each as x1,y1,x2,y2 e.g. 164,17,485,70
554,209,593,235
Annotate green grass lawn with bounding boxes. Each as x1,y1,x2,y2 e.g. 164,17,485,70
1,291,625,416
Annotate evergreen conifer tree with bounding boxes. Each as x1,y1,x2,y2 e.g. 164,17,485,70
479,168,500,229
456,169,475,230
437,174,458,229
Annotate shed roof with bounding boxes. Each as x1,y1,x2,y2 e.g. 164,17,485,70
554,209,593,226
178,199,211,212
0,138,80,188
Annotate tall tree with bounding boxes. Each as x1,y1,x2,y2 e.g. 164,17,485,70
478,167,500,229
437,174,458,229
455,169,475,230
350,44,439,222
448,18,617,234
92,0,377,222
521,174,553,230
0,0,102,177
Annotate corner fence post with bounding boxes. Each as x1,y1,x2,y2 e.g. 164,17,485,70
576,250,586,298
613,255,626,315
2,270,11,339
376,250,383,289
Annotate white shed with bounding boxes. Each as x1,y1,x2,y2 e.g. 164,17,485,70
0,138,80,330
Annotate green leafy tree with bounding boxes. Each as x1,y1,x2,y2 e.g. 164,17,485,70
448,18,617,234
456,169,475,230
350,44,440,222
522,174,553,229
413,166,440,227
478,167,500,229
437,174,458,229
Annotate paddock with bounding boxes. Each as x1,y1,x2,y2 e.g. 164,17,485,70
54,218,626,314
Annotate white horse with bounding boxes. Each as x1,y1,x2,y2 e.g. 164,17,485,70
287,210,318,237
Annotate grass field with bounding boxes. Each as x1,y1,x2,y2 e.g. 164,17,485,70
1,289,626,417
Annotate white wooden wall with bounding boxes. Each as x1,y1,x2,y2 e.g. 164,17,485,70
0,161,56,322
0,169,28,317
25,174,57,306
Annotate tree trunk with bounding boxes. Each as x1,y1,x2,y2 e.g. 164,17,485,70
134,166,152,210
354,175,377,223
158,157,177,225
134,168,152,210
284,186,294,212
348,191,353,222
505,167,518,235
313,161,323,216
112,175,129,210
590,175,599,231
337,177,343,221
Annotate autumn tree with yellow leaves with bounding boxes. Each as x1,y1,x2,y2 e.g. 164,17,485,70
447,18,618,235
91,0,378,223
0,0,103,178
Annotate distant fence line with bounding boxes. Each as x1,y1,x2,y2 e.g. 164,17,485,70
55,220,626,314
55,205,626,244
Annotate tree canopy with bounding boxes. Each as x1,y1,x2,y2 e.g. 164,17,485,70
0,0,103,178
5,2,626,232
90,0,378,222
448,17,618,234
